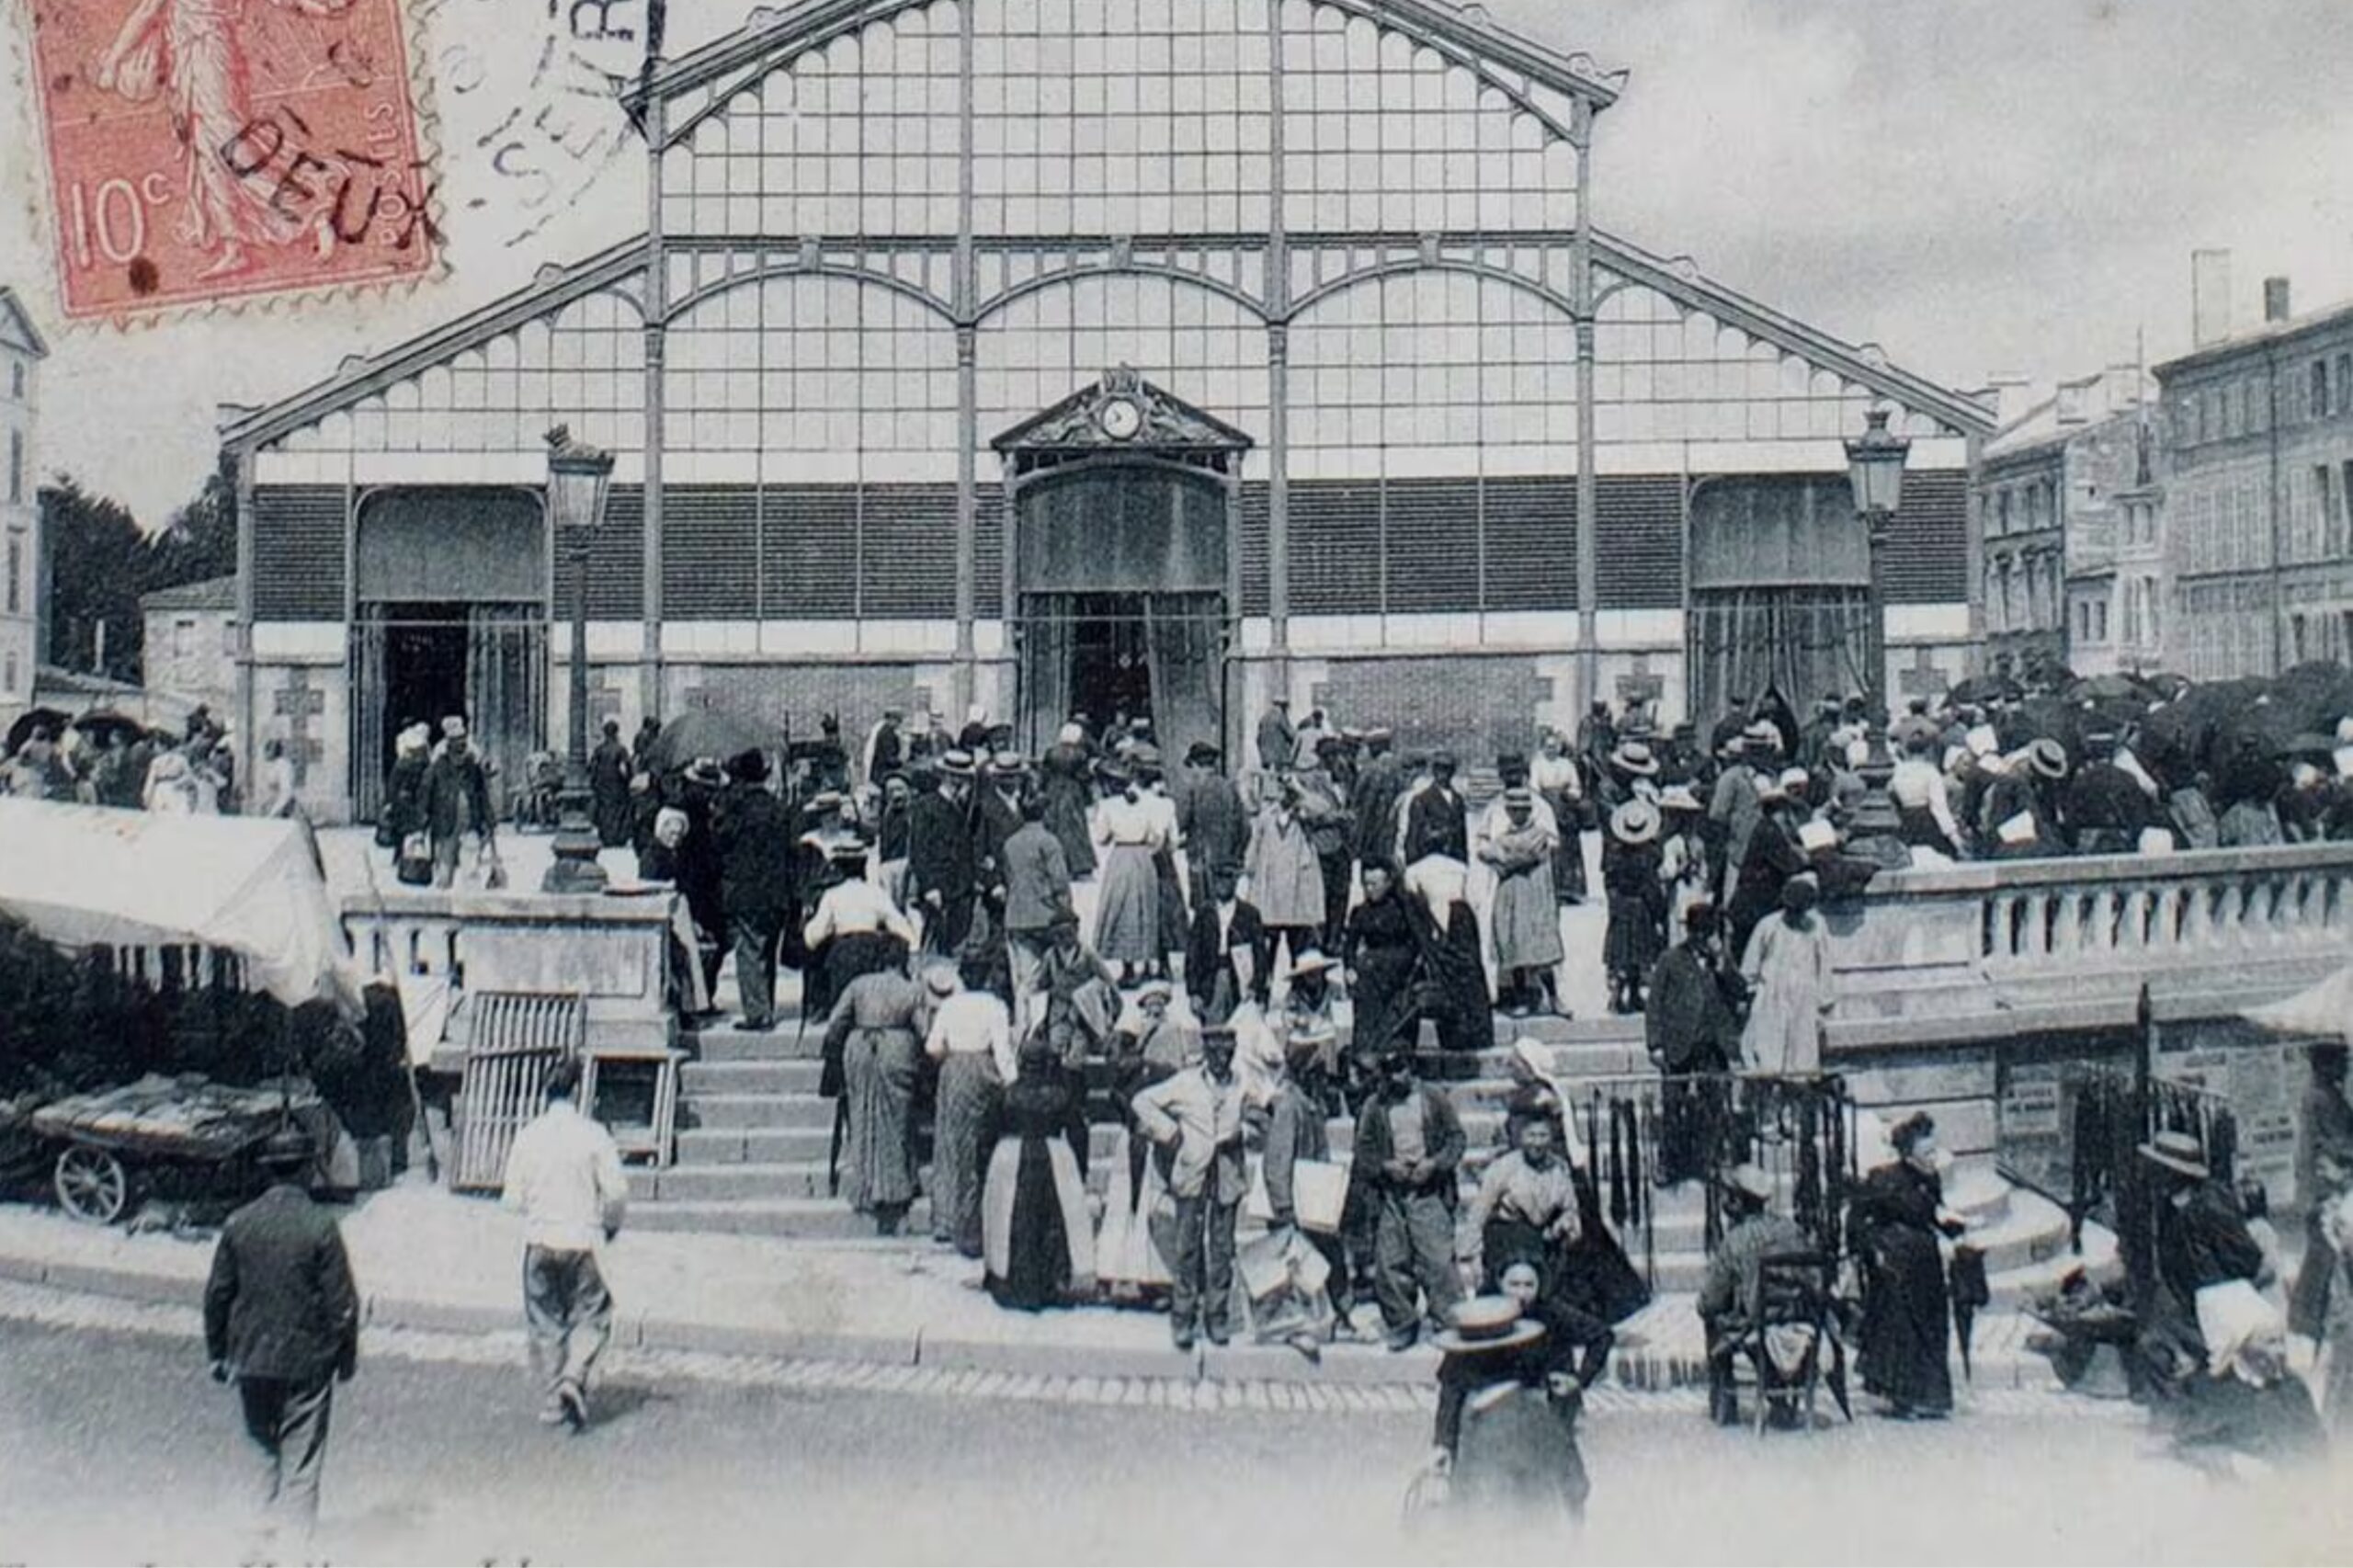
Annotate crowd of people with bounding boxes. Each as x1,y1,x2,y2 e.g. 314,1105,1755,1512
0,705,306,819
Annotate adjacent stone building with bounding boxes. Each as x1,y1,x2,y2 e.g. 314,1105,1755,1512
0,288,48,725
221,0,1992,822
139,574,241,721
2157,277,2353,678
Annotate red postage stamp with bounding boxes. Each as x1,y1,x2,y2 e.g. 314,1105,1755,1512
25,0,438,321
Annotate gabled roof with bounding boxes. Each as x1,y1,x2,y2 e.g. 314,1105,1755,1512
1594,233,1995,437
222,227,1992,455
219,240,646,452
140,575,239,613
993,366,1255,452
0,288,50,359
623,0,1625,125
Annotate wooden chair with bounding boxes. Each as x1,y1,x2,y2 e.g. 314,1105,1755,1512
1711,1249,1849,1436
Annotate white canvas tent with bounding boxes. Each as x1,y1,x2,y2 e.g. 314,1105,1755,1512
0,800,360,1016
2242,964,2353,1044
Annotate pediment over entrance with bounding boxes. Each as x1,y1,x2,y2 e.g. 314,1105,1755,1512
991,367,1255,458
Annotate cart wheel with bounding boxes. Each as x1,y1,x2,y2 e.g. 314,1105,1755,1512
54,1145,130,1225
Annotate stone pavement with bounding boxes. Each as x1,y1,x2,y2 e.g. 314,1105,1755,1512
0,1176,2070,1394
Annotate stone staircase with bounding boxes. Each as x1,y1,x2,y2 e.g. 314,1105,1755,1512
631,988,2088,1301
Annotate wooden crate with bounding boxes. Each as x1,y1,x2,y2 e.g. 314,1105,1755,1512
449,992,585,1194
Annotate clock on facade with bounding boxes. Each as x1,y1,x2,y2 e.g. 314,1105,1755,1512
1097,396,1142,440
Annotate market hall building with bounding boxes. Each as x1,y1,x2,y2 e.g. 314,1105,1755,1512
222,0,1995,822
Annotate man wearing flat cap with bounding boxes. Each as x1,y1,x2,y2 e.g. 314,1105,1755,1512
204,1127,358,1541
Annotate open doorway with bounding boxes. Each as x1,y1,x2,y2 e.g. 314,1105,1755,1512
380,606,469,767
1066,593,1154,735
1019,589,1223,760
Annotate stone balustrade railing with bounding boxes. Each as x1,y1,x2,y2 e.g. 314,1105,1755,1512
1824,841,2353,1047
342,887,680,1068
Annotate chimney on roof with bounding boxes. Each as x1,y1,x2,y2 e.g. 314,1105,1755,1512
2104,364,2144,412
2192,249,2233,347
2056,378,2094,426
2264,276,2292,324
1982,374,2033,429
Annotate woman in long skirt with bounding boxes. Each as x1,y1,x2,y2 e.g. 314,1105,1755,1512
821,963,926,1235
1343,860,1422,1070
924,964,1016,1256
1092,770,1167,983
1530,732,1588,904
1481,787,1565,1017
983,1041,1097,1310
1039,724,1098,880
1849,1112,1960,1418
1601,801,1666,1015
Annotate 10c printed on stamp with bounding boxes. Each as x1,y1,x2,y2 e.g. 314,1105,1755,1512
25,0,438,320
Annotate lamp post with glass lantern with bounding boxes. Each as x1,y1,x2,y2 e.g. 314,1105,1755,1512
542,425,614,894
1843,406,1913,866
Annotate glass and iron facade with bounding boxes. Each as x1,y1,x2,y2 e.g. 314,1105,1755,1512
225,0,1991,821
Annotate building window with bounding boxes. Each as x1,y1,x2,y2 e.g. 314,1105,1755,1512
2094,598,2107,643
2313,359,2332,422
222,619,240,656
4,533,17,615
171,617,193,658
6,428,18,505
2338,356,2353,417
2224,384,2244,439
7,361,19,400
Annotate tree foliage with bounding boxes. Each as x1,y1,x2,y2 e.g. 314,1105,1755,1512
40,455,238,683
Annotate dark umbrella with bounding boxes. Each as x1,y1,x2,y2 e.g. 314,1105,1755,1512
1949,675,2022,706
3,707,71,755
68,710,145,747
641,707,773,774
2272,662,2353,734
2064,674,2151,704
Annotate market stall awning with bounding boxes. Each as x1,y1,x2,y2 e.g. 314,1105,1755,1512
2242,963,2353,1045
0,800,358,1015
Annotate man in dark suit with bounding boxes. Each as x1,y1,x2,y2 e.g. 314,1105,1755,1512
715,749,797,1030
1644,903,1742,1184
1185,863,1270,1025
1400,751,1470,869
1256,694,1297,776
908,751,980,957
423,716,496,888
203,1127,359,1542
1176,742,1250,909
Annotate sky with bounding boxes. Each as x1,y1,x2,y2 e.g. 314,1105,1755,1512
3,0,2349,526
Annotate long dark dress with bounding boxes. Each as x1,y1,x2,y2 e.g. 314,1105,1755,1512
1344,891,1422,1063
823,971,925,1221
1849,1160,1955,1415
1410,898,1493,1057
983,1071,1096,1310
1432,1341,1590,1526
1039,744,1097,878
1600,837,1665,976
589,738,632,847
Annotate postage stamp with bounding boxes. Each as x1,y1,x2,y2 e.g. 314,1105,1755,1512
23,0,438,321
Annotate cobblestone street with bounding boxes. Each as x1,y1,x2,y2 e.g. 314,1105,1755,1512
5,1278,2343,1566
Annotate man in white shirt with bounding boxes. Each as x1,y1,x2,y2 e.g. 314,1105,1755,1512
502,1062,629,1431
1132,1030,1248,1350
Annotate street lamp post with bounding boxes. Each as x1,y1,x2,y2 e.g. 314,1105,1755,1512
1843,407,1913,867
543,425,614,895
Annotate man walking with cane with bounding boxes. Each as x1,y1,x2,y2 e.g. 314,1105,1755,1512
203,1126,359,1547
504,1060,630,1430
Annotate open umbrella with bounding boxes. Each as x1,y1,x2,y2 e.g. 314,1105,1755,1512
2064,674,2151,704
640,706,773,774
3,708,71,756
68,710,146,747
1948,675,2022,707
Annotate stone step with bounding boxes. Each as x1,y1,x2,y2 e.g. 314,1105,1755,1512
630,1198,935,1240
680,1059,825,1096
682,1094,836,1131
630,1162,835,1202
1420,1040,1654,1085
691,1025,826,1062
675,1127,836,1165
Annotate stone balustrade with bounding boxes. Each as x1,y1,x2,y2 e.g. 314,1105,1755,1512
1824,841,2353,1048
342,887,681,1069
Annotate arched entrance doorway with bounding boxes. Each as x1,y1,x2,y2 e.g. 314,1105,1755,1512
995,370,1251,760
1686,475,1873,728
348,487,548,820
